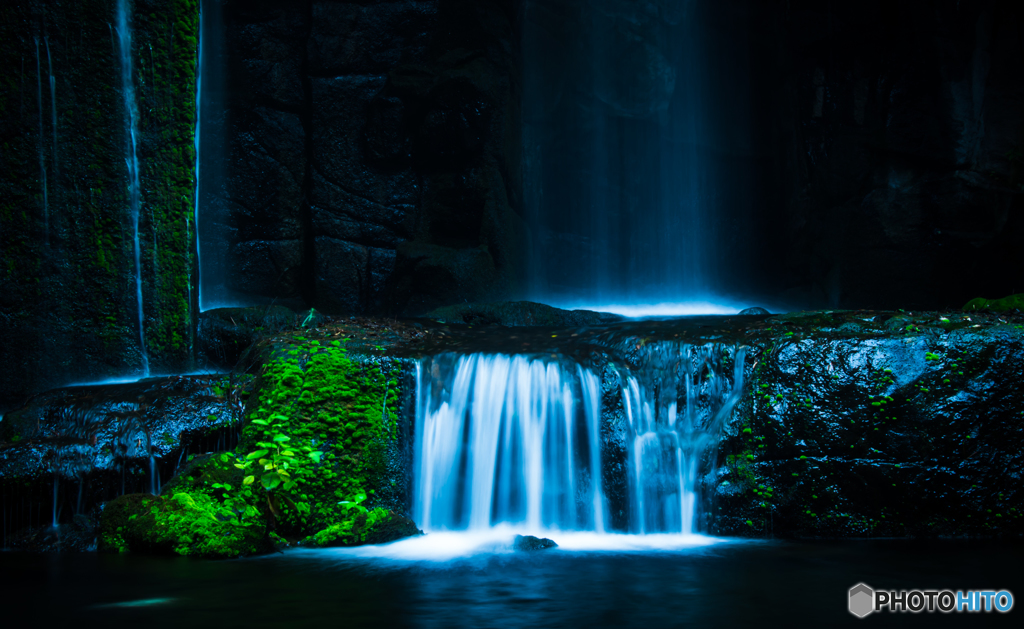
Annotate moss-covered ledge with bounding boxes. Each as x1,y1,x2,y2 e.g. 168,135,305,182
98,332,421,558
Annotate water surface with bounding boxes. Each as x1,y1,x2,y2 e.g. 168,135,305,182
2,539,1020,627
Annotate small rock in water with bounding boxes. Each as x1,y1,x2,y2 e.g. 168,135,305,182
513,534,557,551
738,307,770,315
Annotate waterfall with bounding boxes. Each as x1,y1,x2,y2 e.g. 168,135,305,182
415,354,605,532
414,346,745,535
620,344,746,534
34,38,48,246
522,3,763,315
116,0,149,376
45,36,58,178
193,1,203,310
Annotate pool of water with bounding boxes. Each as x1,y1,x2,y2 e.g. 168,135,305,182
1,538,1020,627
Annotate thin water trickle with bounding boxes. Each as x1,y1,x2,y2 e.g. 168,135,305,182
45,36,58,178
116,0,149,376
193,1,203,311
34,38,48,245
51,473,58,529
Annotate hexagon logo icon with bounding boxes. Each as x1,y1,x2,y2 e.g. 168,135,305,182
849,583,875,618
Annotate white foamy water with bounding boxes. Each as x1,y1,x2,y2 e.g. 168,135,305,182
299,528,728,562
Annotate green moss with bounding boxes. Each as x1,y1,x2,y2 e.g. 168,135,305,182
100,491,267,559
95,335,412,559
307,507,389,547
234,341,404,537
963,294,1024,313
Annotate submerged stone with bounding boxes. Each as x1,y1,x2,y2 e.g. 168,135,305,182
513,535,558,551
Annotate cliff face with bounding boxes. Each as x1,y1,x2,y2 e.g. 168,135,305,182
201,0,525,316
0,0,199,408
521,0,1024,311
768,0,1024,310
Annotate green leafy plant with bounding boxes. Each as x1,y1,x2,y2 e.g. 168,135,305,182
231,414,322,521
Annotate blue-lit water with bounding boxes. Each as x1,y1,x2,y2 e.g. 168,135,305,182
2,540,1019,627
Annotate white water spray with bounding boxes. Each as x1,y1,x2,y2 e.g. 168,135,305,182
116,0,149,376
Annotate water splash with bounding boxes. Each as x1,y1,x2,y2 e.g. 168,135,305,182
116,0,149,376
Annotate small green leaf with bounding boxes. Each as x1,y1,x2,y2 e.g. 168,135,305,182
250,419,270,426
261,474,282,491
246,449,270,460
243,475,255,486
272,434,291,442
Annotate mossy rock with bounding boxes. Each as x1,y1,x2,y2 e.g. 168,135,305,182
963,294,1024,313
160,452,246,495
303,508,421,548
98,492,269,559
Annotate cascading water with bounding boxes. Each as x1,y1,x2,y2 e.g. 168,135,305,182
413,345,744,537
415,354,605,532
620,344,746,534
115,0,149,376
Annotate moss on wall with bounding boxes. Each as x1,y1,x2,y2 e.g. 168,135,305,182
0,0,199,406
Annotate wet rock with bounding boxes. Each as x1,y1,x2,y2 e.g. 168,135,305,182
739,307,771,315
423,301,623,327
6,516,98,553
197,306,299,369
0,374,251,539
513,534,558,551
708,310,1024,538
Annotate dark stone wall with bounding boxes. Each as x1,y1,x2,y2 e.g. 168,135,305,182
767,0,1024,310
204,0,525,315
0,0,199,409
